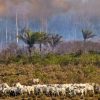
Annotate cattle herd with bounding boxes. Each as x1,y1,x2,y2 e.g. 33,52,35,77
0,81,100,98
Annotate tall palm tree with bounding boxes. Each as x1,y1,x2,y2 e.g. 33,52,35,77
33,32,48,52
82,29,96,52
48,34,62,52
82,29,96,41
18,28,36,58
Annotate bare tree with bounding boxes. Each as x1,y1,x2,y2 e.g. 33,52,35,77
48,34,63,52
16,11,19,44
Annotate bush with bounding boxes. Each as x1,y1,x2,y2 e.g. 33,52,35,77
79,54,100,65
0,47,100,66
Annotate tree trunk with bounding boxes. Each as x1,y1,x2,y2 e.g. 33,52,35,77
83,39,86,53
39,43,42,52
28,46,32,60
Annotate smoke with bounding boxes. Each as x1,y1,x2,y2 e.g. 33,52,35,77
0,0,99,22
64,0,100,35
0,0,100,35
69,0,100,18
0,0,70,20
0,1,7,16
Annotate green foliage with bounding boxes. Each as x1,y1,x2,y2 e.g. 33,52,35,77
0,52,100,66
43,53,60,65
58,54,79,66
33,32,47,43
19,28,36,47
79,54,100,65
33,32,48,52
31,53,43,64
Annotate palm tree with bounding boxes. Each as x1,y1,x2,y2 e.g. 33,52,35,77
82,29,96,52
33,32,48,52
82,29,96,41
18,28,36,58
48,34,62,52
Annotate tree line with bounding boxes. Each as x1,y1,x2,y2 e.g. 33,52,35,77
18,28,96,58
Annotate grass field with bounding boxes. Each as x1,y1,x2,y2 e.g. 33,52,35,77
0,53,100,99
0,60,100,99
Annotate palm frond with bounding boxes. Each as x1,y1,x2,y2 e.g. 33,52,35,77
82,29,96,40
18,35,28,44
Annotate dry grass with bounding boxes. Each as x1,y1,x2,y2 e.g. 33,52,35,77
0,64,100,85
0,64,100,99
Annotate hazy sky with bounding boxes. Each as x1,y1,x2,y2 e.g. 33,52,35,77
0,0,100,41
0,0,100,18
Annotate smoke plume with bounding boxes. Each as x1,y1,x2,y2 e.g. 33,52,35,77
0,0,70,20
